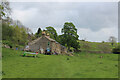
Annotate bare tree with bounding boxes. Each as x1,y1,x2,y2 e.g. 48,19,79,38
26,28,32,34
1,0,11,19
108,36,117,46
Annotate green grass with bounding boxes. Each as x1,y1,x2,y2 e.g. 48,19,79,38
2,48,118,78
77,41,118,53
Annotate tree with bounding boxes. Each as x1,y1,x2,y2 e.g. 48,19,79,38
35,28,42,38
1,0,14,26
1,0,28,48
13,25,22,45
46,26,58,41
108,36,117,46
62,22,79,39
20,27,28,45
61,22,80,50
26,27,32,34
2,22,28,47
0,0,11,19
57,34,66,45
2,22,14,40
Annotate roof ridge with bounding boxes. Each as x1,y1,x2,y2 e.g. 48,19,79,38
45,36,55,42
28,36,66,48
29,37,42,45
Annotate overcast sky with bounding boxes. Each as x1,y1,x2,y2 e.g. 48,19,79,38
9,2,118,42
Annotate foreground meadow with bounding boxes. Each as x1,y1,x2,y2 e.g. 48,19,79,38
2,48,118,78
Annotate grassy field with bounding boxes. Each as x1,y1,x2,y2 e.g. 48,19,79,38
78,41,118,52
2,48,118,78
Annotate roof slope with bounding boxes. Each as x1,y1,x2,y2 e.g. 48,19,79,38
28,37,42,45
45,36,56,42
28,36,66,48
28,36,56,45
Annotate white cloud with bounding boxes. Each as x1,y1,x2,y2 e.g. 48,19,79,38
12,8,38,26
78,27,118,42
8,0,119,2
10,2,118,42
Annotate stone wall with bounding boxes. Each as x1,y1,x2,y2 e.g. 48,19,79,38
61,47,67,54
39,37,52,53
56,43,61,54
29,36,53,53
51,42,56,53
28,36,67,54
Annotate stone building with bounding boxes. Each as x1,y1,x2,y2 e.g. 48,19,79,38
27,31,67,54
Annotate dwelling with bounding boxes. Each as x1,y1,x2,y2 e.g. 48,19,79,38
27,31,67,54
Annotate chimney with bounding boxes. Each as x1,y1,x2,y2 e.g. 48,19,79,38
42,31,46,37
46,33,50,37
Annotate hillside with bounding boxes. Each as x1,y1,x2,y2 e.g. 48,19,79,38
77,40,118,53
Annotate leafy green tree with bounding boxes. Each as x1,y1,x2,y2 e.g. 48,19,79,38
12,26,28,46
2,22,27,47
20,27,28,45
61,22,80,50
2,24,28,47
62,22,79,39
46,26,58,41
1,0,29,48
57,34,65,45
13,25,21,45
2,22,14,40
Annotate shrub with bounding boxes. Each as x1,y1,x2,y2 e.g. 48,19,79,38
112,45,120,54
2,40,14,48
102,41,105,43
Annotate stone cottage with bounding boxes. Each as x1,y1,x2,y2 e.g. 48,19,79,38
27,31,67,54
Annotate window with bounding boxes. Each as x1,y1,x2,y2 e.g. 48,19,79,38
48,42,50,45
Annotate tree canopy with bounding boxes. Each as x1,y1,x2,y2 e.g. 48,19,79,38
1,0,30,48
46,26,58,41
60,22,80,50
35,28,42,38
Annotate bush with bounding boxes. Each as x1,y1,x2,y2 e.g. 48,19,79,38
112,45,120,54
2,40,14,48
102,41,105,43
